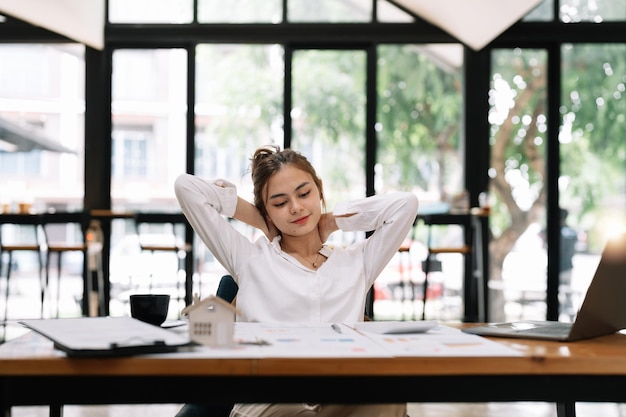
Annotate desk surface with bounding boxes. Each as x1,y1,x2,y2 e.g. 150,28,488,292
3,326,626,377
3,326,626,412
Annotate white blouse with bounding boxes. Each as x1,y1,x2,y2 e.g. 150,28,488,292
175,173,419,323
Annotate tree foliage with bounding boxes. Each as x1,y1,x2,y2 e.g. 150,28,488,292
485,44,626,319
377,45,462,193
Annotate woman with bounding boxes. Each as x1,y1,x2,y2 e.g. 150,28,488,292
174,145,418,417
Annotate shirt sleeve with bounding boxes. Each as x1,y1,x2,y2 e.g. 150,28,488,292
174,173,255,278
334,192,419,286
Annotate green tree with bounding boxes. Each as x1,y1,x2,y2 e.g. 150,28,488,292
487,44,626,320
377,45,463,195
560,44,626,249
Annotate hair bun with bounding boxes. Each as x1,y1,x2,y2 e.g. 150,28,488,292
251,144,280,171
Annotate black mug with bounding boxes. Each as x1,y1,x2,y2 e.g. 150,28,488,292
129,294,170,326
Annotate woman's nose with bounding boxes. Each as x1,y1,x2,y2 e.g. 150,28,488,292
290,199,302,213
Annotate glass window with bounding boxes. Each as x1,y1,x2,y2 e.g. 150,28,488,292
109,48,188,315
108,0,193,23
195,44,284,182
377,44,464,198
198,0,282,23
523,0,554,21
0,44,85,213
112,128,148,178
560,0,626,22
288,0,373,22
111,48,187,213
559,43,626,318
376,44,464,321
489,48,548,323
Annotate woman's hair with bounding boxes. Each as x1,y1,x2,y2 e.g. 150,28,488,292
250,144,325,219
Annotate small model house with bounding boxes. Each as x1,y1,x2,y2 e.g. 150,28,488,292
181,294,238,346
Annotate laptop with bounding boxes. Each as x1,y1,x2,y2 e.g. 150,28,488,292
463,232,626,342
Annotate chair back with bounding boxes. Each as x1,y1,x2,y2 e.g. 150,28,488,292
40,212,89,251
133,212,189,253
0,213,44,253
216,275,238,303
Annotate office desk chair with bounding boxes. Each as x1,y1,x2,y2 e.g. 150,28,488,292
1,213,45,342
40,212,89,318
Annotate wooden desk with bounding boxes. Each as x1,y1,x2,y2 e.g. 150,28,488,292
3,328,626,417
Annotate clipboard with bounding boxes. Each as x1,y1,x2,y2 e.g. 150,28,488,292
20,316,192,357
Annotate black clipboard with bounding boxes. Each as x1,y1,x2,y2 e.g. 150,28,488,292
20,316,192,357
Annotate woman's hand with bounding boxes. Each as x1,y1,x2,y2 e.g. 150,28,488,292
318,213,338,243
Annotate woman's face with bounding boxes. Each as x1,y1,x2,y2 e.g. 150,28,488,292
264,164,322,237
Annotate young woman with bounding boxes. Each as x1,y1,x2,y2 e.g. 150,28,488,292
174,145,418,417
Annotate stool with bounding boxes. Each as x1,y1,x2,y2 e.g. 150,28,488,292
421,217,471,321
40,212,89,318
134,213,191,315
0,213,45,341
391,216,421,321
396,242,417,320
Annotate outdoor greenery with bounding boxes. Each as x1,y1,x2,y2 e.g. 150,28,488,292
377,45,462,195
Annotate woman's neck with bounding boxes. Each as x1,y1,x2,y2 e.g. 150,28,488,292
281,235,326,269
280,234,324,257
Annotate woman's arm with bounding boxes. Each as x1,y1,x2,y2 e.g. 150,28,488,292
233,197,277,240
174,174,257,277
334,192,419,284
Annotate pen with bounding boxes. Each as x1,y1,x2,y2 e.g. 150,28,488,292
331,323,342,334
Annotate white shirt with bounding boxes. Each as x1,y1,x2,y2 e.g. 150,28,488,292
175,173,419,323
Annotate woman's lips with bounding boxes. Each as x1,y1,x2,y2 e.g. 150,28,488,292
293,215,309,225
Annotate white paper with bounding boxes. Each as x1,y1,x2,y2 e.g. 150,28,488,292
361,324,523,357
159,322,521,358
20,316,190,351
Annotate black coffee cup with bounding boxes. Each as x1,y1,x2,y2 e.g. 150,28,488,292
129,294,170,326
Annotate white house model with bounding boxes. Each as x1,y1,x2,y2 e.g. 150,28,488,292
181,294,238,346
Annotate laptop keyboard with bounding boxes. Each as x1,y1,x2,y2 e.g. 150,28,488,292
517,322,572,336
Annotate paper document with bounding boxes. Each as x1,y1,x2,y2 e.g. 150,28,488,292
172,322,392,358
168,322,521,359
362,324,523,357
20,316,191,357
